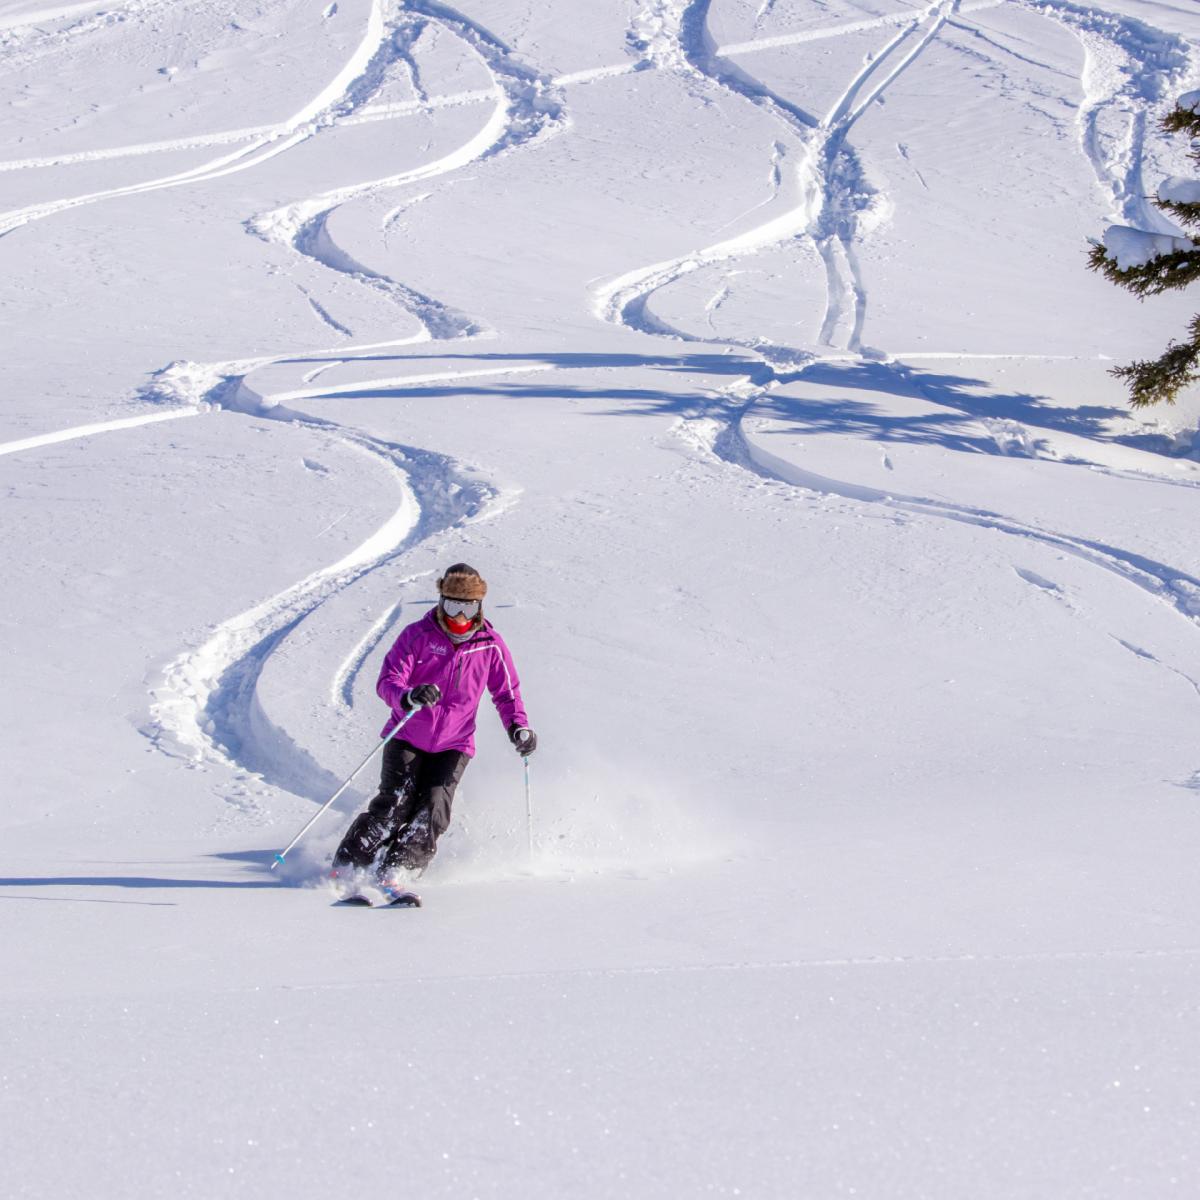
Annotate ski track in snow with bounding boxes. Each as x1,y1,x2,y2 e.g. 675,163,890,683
140,358,542,802
330,593,408,711
123,3,564,801
244,0,565,343
0,1,130,28
0,2,1004,181
0,406,197,456
708,400,1200,631
672,387,1200,699
143,402,517,805
597,0,965,358
1023,0,1195,234
9,0,1200,818
0,0,401,237
596,0,1200,675
662,385,1200,663
2,0,565,350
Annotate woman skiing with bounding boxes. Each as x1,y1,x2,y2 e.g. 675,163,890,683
332,563,536,885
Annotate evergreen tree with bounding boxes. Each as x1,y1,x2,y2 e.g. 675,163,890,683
1089,93,1200,408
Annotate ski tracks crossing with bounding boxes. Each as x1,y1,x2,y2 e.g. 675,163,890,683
598,0,976,354
2,1,564,795
6,0,1200,812
0,0,392,237
245,0,568,343
599,0,1200,703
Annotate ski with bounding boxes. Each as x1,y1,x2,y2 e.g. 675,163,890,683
333,887,422,908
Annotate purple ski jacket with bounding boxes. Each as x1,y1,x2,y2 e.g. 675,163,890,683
376,609,528,757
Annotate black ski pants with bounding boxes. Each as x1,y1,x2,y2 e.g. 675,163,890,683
372,738,469,840
334,739,469,871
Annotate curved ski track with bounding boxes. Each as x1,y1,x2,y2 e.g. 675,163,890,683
1025,0,1193,234
9,0,1200,818
714,402,1200,627
598,0,970,355
123,2,566,798
245,0,566,343
600,0,1200,682
146,383,518,801
0,0,399,238
139,354,549,801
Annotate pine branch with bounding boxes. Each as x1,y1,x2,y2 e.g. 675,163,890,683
1089,240,1200,297
1091,92,1200,406
1156,198,1200,233
1161,106,1200,138
1110,315,1200,408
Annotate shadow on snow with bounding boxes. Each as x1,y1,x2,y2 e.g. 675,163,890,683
0,852,284,892
288,353,1178,461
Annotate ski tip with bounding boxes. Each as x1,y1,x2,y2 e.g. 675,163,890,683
380,883,422,908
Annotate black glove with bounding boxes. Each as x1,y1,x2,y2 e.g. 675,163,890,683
508,725,537,757
403,684,441,710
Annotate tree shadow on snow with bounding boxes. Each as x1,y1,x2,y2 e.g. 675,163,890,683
758,361,1166,457
288,351,1181,461
282,349,773,380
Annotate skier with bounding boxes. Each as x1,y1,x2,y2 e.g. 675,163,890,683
332,563,536,886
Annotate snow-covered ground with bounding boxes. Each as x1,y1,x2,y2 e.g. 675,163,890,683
4,1,1200,1195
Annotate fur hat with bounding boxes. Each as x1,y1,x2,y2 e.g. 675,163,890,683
437,563,487,602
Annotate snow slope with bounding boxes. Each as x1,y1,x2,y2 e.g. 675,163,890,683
3,1,1200,1196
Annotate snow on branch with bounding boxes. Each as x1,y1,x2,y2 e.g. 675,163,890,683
1101,226,1196,271
1158,177,1200,206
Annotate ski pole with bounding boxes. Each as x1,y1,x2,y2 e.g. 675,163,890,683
524,756,534,860
269,709,418,870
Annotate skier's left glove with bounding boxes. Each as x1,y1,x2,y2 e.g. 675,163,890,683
508,725,537,757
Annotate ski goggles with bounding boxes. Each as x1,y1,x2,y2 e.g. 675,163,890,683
442,597,480,619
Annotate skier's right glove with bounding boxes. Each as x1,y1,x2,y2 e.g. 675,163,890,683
509,725,537,757
402,684,441,710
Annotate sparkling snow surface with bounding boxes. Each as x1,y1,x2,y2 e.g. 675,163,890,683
3,1,1200,1197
